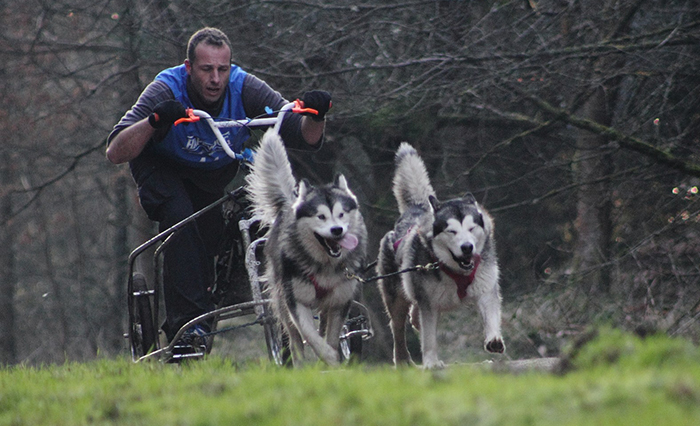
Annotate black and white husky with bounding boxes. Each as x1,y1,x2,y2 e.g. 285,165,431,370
246,129,367,366
377,142,505,369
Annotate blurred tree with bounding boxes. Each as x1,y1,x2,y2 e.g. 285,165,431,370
1,0,698,364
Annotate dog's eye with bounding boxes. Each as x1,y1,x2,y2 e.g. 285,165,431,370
338,212,344,218
448,230,457,235
317,214,326,220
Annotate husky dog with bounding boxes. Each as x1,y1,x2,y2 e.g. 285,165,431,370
246,129,367,366
377,143,504,369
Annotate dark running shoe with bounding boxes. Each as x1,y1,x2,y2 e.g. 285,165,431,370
170,324,210,362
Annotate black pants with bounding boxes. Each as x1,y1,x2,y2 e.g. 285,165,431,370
132,156,237,342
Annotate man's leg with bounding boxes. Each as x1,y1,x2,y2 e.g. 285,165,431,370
137,168,216,342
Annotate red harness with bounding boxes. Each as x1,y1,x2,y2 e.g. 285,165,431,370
438,256,480,300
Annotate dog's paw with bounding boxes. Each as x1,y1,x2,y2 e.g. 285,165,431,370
393,359,417,369
318,345,340,367
422,359,446,370
485,337,505,354
422,361,446,370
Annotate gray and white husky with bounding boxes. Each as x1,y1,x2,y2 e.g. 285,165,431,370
377,142,504,369
246,129,367,367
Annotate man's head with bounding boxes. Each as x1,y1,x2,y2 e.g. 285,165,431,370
185,28,233,106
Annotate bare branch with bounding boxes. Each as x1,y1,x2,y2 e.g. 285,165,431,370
509,86,700,177
2,141,104,225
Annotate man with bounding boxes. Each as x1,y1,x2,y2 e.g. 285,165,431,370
107,27,331,353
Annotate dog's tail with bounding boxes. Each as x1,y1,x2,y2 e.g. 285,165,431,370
392,142,436,214
245,129,297,226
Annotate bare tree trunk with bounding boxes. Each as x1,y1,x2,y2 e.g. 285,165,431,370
571,0,638,295
0,152,17,365
572,85,614,294
36,196,68,361
69,175,97,357
110,171,131,353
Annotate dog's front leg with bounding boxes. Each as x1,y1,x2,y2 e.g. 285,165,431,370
321,303,348,358
291,304,340,366
285,320,306,367
380,277,413,366
477,285,505,354
418,306,444,369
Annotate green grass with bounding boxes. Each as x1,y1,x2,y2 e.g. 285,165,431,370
1,328,699,426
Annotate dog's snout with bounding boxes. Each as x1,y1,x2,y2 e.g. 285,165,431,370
330,226,344,236
461,243,473,256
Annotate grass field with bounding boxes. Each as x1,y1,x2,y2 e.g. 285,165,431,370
1,327,699,426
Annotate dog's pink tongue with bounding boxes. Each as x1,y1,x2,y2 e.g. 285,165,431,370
339,233,359,251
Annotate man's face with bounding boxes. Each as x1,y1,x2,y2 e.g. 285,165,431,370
185,43,231,105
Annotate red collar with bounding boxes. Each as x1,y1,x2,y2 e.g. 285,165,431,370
308,274,330,299
438,256,480,300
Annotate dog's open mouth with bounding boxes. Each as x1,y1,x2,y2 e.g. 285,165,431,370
452,253,478,271
314,232,359,258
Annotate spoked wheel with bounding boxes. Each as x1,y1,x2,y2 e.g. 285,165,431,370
129,272,157,360
339,317,365,363
262,302,291,367
339,302,373,363
245,233,291,367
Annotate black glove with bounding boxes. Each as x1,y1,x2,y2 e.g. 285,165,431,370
300,91,332,121
148,100,188,128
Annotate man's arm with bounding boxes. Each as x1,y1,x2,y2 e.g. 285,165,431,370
106,118,157,164
297,90,332,146
106,81,173,164
242,75,327,149
300,116,325,146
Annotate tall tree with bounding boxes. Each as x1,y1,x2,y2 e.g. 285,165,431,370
570,0,642,295
0,151,17,365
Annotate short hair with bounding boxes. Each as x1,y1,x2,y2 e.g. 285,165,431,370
186,27,233,64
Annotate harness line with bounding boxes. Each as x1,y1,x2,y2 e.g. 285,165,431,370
343,262,440,284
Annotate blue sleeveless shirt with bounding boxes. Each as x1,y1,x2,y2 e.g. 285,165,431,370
150,64,249,169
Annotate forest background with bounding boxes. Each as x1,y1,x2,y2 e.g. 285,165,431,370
1,0,699,365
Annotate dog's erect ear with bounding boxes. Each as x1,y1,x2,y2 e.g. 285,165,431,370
293,179,319,217
428,194,440,212
297,178,311,200
462,192,477,204
334,173,349,191
334,173,359,202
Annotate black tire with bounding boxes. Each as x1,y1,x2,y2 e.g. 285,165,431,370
129,272,157,359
